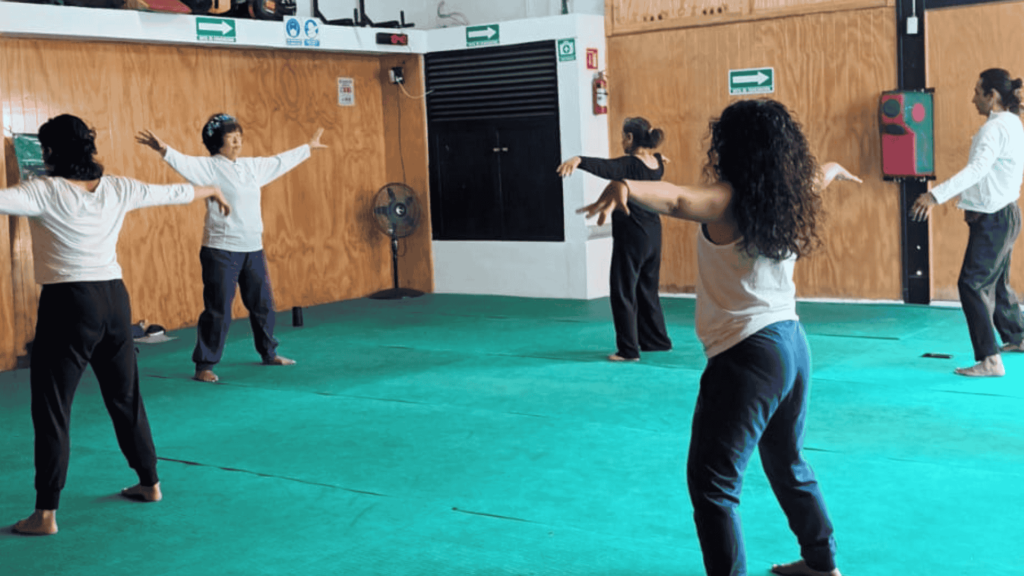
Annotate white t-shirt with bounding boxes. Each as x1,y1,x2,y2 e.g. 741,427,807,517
163,145,311,252
0,176,194,284
695,226,799,358
930,111,1024,213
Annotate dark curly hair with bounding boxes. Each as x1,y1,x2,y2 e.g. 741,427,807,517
202,113,243,155
703,99,822,261
38,114,104,180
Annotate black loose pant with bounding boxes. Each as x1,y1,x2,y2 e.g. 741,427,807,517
31,280,159,510
609,209,672,359
958,203,1024,361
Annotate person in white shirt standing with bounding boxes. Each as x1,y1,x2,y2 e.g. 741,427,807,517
136,115,326,383
1,114,230,535
911,68,1024,377
579,99,859,576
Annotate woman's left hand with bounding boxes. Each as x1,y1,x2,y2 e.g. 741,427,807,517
308,128,327,150
576,180,630,226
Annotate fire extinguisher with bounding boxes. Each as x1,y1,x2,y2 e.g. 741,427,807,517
593,71,608,115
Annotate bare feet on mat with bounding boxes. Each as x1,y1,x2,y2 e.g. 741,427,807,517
770,559,842,576
264,356,296,366
607,354,639,362
954,354,1005,377
121,482,162,502
13,510,58,535
194,369,219,383
1000,341,1024,353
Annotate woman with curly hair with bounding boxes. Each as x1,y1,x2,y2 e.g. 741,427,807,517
1,114,230,535
557,117,673,362
579,98,860,576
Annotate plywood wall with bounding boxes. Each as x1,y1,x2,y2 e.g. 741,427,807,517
927,2,1024,301
0,38,432,359
608,7,901,299
0,52,15,370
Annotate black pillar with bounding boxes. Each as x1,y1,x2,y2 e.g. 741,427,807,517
896,0,930,304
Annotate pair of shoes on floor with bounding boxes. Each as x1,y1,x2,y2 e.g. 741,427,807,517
1000,341,1024,353
607,353,640,362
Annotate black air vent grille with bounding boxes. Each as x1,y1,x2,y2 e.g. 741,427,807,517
425,41,558,122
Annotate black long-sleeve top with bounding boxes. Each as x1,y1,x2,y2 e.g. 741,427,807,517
578,154,664,225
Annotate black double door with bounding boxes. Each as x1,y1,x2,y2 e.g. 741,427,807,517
429,116,564,242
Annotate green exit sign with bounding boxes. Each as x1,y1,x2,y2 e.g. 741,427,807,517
466,24,499,47
729,67,774,95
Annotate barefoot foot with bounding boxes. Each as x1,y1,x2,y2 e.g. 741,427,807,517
121,482,162,502
607,354,639,362
13,510,57,535
954,354,1005,377
1000,341,1024,353
263,356,296,366
771,559,841,576
194,369,219,383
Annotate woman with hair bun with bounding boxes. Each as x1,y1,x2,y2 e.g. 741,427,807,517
557,116,673,362
911,68,1024,377
580,98,860,576
1,114,230,535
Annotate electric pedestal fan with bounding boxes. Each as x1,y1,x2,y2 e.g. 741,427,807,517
369,183,424,299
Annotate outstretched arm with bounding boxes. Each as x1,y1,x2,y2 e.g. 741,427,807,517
308,128,327,150
817,161,863,191
577,179,733,226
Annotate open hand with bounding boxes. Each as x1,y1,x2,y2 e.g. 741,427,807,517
910,192,937,222
209,188,231,216
556,156,581,178
308,128,327,150
135,130,167,154
576,180,630,226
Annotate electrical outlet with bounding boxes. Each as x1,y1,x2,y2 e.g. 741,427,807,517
389,67,404,85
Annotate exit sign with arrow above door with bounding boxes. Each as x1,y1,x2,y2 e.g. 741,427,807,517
466,24,499,47
196,17,236,43
729,67,774,95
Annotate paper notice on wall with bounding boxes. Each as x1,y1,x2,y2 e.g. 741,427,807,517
338,78,355,107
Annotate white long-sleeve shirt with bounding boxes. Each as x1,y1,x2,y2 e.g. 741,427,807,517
163,144,311,252
0,176,194,284
930,111,1024,213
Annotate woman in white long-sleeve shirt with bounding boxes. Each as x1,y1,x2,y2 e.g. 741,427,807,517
1,114,229,535
137,115,326,383
911,68,1024,377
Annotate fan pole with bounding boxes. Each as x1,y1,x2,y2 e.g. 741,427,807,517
369,224,424,300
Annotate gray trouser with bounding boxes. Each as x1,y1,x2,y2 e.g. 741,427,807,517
958,202,1024,361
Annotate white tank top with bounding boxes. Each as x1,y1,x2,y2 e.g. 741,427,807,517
695,225,799,358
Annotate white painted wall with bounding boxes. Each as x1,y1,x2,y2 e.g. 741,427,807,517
312,0,603,29
427,14,613,299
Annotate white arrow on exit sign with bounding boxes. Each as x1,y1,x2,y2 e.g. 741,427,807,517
732,71,769,85
198,20,234,35
468,27,496,39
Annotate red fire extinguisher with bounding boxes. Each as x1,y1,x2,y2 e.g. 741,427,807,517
593,71,608,115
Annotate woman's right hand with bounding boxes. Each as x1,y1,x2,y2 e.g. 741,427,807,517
135,130,167,155
556,156,581,177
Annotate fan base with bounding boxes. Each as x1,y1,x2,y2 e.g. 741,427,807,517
369,287,424,300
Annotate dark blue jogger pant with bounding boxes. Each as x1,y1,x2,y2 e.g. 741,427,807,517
687,320,836,576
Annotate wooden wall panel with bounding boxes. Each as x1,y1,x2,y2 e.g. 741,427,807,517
0,38,432,342
0,47,14,370
927,2,1024,301
380,54,433,295
609,7,901,299
607,0,892,35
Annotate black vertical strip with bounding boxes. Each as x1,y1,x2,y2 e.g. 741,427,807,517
897,0,931,304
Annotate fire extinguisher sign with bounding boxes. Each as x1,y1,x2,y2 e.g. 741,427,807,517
557,38,576,62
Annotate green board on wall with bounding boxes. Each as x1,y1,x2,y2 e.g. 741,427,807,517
13,133,47,181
